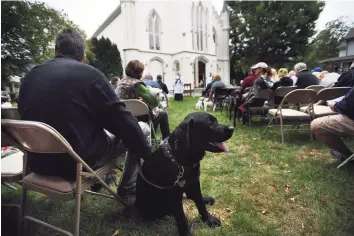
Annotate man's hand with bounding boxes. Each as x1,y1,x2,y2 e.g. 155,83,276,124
329,103,335,112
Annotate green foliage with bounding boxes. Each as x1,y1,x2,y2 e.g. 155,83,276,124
229,1,324,76
303,17,353,69
1,0,85,85
88,37,123,79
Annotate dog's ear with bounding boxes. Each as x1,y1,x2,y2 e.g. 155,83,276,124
186,118,195,149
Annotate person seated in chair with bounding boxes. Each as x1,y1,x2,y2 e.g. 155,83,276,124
18,28,151,199
272,68,294,105
116,60,171,141
238,66,273,124
209,74,226,99
311,87,354,163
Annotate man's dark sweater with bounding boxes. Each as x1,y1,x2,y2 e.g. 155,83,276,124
334,68,354,87
334,87,354,120
19,56,150,180
295,70,318,88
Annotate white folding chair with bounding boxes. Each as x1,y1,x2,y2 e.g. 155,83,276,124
1,119,127,236
264,89,317,144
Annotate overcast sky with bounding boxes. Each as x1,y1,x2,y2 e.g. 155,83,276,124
39,0,354,38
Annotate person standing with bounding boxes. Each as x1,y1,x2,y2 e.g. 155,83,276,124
157,75,169,94
206,73,213,88
173,71,184,101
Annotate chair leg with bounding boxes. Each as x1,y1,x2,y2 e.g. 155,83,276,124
74,164,83,236
264,115,275,134
280,117,284,144
337,153,354,169
19,187,27,236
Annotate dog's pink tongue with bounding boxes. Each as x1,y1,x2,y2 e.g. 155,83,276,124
215,142,229,152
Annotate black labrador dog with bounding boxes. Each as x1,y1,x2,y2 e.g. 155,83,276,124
135,112,234,236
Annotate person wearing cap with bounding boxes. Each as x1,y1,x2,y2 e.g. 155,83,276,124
312,67,323,73
272,68,293,91
293,62,318,88
240,62,267,92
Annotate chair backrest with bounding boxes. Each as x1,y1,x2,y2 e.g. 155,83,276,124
316,87,352,101
306,85,325,93
121,99,150,117
214,87,228,97
282,89,317,104
259,89,274,101
1,119,72,154
1,107,21,120
274,86,297,97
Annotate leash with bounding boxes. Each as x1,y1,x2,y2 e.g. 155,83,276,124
137,138,186,189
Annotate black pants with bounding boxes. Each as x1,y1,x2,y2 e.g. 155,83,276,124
174,93,183,101
153,111,170,140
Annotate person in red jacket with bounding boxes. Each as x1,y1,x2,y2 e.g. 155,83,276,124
240,62,268,93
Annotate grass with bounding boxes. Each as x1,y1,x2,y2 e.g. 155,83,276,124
2,97,354,236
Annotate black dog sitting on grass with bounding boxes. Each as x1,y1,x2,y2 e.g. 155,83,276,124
135,112,234,236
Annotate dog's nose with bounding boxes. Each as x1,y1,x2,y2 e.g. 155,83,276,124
226,126,234,134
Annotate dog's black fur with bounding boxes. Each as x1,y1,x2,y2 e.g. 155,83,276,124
135,112,233,236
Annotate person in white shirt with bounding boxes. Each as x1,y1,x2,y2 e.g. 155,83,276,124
205,73,213,88
173,71,184,101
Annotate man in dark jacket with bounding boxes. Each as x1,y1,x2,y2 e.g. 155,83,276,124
311,87,354,161
293,62,318,88
18,28,151,197
333,62,354,87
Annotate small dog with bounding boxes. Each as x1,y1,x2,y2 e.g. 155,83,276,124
135,112,234,236
203,98,214,112
148,87,168,114
195,97,204,110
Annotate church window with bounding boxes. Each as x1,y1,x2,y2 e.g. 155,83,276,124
191,3,195,50
148,10,161,50
192,2,208,52
205,9,208,50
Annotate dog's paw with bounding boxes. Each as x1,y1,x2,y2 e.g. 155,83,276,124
203,214,221,228
202,196,215,206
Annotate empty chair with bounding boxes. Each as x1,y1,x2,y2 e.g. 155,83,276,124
212,87,228,112
264,89,317,143
1,119,127,236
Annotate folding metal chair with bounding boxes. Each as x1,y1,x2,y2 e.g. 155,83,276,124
337,153,354,168
121,99,155,145
1,107,21,120
246,89,274,126
300,87,352,118
305,85,325,93
264,89,317,144
1,119,127,236
212,88,228,112
272,86,297,108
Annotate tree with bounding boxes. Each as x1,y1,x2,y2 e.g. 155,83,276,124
303,17,353,69
229,1,324,80
1,1,85,86
88,37,123,79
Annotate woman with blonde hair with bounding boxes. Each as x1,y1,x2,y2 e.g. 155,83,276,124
271,68,279,81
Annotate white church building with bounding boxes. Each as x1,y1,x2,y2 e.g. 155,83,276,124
92,0,230,90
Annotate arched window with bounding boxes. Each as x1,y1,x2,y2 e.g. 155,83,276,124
148,10,161,50
213,27,217,55
198,3,203,51
196,5,200,50
173,60,180,75
205,9,208,50
191,3,195,50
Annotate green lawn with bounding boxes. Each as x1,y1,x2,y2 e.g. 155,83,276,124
2,97,354,236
